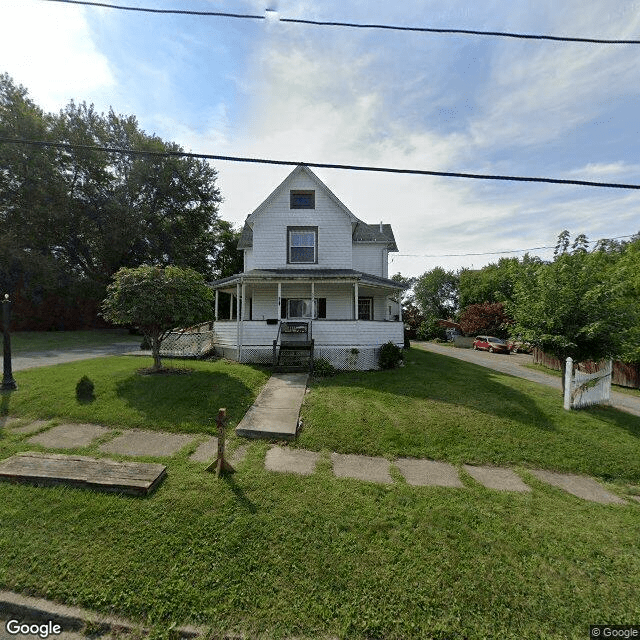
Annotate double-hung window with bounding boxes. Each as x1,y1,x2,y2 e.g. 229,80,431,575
288,227,317,264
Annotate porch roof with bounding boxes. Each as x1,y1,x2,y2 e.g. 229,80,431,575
209,269,406,290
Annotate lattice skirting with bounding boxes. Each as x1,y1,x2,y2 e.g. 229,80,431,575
159,331,215,358
226,345,395,370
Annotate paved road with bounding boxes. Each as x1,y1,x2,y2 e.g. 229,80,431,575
413,341,640,418
11,343,142,372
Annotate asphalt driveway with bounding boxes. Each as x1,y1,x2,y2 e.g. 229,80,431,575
413,341,640,418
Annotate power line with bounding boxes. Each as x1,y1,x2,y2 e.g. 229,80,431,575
40,0,640,45
394,235,637,258
2,138,640,191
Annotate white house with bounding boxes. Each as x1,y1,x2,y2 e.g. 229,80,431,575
208,164,405,370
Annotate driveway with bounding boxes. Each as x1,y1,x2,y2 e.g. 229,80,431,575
413,341,640,418
10,343,141,372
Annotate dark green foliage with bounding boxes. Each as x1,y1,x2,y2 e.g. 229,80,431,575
312,358,337,377
75,375,95,401
378,341,403,369
0,73,229,329
416,318,446,341
413,267,459,319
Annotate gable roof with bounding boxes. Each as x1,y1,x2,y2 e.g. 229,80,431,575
237,164,398,251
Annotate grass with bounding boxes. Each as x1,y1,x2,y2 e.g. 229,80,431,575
1,356,270,432
0,350,639,638
299,348,640,484
10,329,141,355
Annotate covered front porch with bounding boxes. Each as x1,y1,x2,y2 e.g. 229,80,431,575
208,269,405,369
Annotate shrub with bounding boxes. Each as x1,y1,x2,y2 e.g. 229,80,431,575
416,319,447,341
75,375,95,401
379,341,403,369
313,358,337,377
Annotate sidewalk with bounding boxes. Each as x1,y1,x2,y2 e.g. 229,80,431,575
413,341,640,418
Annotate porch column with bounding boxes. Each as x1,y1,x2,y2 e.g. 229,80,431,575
236,283,242,362
354,281,359,320
229,293,234,320
311,281,315,318
398,293,403,322
277,282,282,319
214,290,219,321
236,283,241,321
241,283,246,320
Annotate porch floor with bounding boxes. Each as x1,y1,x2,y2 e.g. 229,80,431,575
235,372,308,440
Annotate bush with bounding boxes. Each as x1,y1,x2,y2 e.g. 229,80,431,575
416,319,447,341
313,358,337,377
379,342,403,369
75,375,95,401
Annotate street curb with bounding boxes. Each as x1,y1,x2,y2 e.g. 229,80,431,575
0,590,206,638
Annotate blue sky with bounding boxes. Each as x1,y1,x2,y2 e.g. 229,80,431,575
3,0,640,277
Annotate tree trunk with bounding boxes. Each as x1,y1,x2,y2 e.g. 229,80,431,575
151,335,162,371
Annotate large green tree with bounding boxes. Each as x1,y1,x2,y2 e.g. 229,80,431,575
102,265,213,371
0,73,227,328
413,267,459,319
509,236,636,392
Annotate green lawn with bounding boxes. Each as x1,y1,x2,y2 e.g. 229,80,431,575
0,350,639,639
299,348,640,484
1,356,270,432
10,329,141,355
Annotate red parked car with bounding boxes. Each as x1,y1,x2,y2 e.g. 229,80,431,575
473,335,511,354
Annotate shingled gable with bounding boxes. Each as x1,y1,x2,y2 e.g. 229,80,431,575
237,164,396,250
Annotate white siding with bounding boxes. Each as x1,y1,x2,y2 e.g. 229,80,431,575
244,248,254,271
250,173,353,270
352,244,387,277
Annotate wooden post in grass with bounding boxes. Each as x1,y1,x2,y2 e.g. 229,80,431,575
206,408,235,477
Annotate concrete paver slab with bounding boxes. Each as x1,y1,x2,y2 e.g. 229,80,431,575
28,423,112,449
265,446,320,475
331,453,393,484
236,373,308,439
463,465,531,492
630,495,640,503
100,430,197,458
189,437,219,462
6,420,52,435
395,458,464,487
531,469,627,504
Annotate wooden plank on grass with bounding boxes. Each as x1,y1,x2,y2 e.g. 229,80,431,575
0,452,166,497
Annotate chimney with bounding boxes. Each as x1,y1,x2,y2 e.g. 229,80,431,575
379,221,383,233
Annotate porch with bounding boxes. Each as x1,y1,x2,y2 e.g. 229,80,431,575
212,319,404,370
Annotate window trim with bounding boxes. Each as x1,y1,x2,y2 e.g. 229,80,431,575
290,190,315,209
287,226,318,264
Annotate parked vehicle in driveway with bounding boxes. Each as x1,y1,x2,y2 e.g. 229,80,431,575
473,335,511,354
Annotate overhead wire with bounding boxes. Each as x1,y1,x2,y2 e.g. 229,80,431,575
2,138,640,191
39,0,640,45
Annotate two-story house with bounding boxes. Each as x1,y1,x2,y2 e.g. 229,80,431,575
208,164,405,370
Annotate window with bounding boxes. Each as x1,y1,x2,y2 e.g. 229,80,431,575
281,298,326,319
288,227,317,263
290,190,315,209
358,297,373,320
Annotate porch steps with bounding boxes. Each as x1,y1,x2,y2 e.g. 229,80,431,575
274,341,314,373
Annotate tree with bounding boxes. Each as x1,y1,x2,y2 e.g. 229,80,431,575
509,240,634,394
102,265,213,371
413,267,459,319
459,302,512,338
211,220,244,279
458,257,523,309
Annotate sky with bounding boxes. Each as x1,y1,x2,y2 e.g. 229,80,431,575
2,0,640,277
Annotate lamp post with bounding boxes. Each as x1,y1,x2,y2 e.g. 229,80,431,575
2,294,17,391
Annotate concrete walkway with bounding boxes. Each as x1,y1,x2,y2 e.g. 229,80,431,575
413,341,640,418
12,343,140,372
235,372,308,440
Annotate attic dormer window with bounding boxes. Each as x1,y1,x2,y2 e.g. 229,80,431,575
290,190,315,209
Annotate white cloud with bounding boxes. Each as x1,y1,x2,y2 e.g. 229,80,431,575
1,0,115,111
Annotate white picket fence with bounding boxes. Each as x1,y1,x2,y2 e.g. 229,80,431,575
159,322,215,358
563,357,612,410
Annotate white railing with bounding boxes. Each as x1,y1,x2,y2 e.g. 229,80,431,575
564,357,613,410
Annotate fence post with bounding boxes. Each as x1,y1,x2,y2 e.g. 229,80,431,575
206,408,235,477
563,357,573,410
